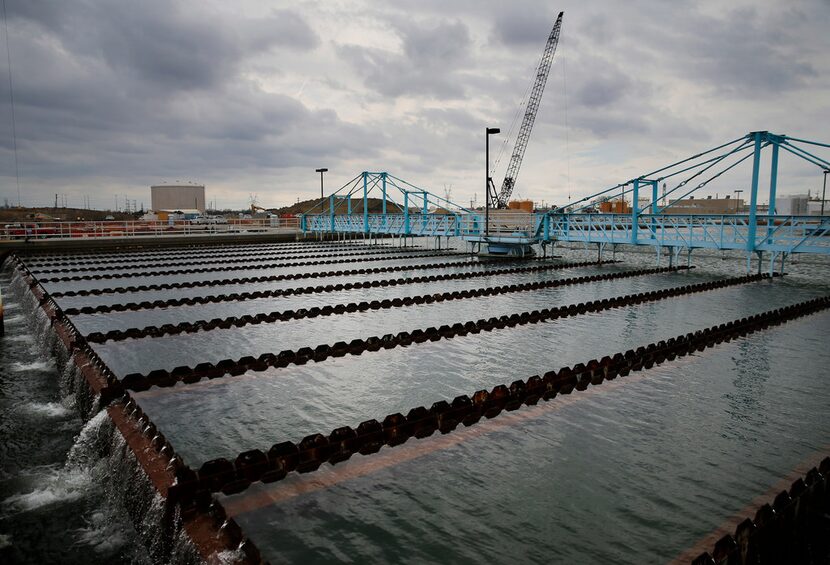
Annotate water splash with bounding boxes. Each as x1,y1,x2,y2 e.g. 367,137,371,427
170,522,204,565
4,334,34,343
2,411,111,513
213,549,246,564
23,401,74,418
66,410,113,469
1,464,92,512
9,360,52,373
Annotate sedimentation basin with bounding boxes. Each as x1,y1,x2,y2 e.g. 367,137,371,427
1,239,828,564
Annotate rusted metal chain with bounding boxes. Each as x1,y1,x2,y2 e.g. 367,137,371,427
49,257,492,298
31,246,456,275
38,251,463,283
118,269,783,390
89,266,693,344
67,259,610,315
691,456,830,565
166,295,830,505
26,241,386,266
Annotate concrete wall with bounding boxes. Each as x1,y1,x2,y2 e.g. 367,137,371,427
151,185,206,213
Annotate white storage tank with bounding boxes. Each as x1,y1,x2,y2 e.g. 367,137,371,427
775,194,809,216
151,184,206,213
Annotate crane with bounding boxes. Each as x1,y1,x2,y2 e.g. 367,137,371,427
490,11,564,209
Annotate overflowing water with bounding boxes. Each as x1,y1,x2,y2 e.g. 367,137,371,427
0,266,150,564
2,240,829,564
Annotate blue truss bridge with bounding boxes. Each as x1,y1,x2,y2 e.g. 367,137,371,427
301,131,830,271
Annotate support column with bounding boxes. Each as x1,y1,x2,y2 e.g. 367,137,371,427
767,141,779,243
651,180,659,240
651,181,659,214
382,173,387,215
363,172,369,234
768,142,779,215
746,132,763,253
404,192,410,235
631,180,639,244
329,195,335,232
422,192,428,234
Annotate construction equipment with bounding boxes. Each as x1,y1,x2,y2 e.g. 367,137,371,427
490,11,564,209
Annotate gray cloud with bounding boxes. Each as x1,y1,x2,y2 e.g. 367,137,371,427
338,18,472,99
0,0,828,209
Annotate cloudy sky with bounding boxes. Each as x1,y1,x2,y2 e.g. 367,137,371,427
1,0,828,211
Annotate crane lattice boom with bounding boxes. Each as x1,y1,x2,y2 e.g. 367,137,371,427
493,11,564,209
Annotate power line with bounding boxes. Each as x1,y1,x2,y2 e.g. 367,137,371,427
1,0,20,207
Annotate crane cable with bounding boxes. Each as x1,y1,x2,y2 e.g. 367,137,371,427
562,33,572,204
491,57,538,178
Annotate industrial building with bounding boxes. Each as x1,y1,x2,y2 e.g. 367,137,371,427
662,196,743,215
151,183,206,213
775,194,828,216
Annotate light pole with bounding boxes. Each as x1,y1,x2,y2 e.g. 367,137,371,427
734,189,743,213
822,169,828,217
485,127,500,237
315,168,328,201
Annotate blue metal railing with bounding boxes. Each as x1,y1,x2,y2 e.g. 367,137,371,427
304,211,830,256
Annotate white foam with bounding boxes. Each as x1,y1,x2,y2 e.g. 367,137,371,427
2,468,91,512
0,533,11,549
73,510,127,553
10,360,52,373
213,549,246,564
24,401,73,418
2,411,110,513
3,314,25,324
4,334,34,343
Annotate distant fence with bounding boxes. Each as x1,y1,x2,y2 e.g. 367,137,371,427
0,217,301,241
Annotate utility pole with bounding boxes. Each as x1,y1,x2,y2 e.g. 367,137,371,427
822,169,828,216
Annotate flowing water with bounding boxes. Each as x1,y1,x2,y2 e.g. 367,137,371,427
0,267,150,564
2,240,829,564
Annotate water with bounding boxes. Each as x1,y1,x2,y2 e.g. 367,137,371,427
0,267,149,564
3,240,830,564
40,253,474,296
223,313,830,564
71,263,648,334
